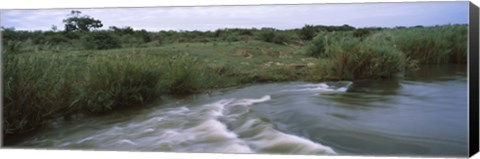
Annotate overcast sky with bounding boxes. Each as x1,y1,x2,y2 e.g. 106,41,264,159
0,1,469,31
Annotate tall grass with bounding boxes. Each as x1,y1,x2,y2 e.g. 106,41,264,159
3,51,214,135
163,54,208,94
3,52,81,135
305,33,327,57
392,25,467,64
310,32,407,79
306,25,467,79
80,54,166,113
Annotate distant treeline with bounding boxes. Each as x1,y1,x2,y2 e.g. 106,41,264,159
1,10,467,53
1,24,463,52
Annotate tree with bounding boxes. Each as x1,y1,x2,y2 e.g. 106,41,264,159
299,25,317,41
63,10,103,32
51,25,58,32
109,26,134,35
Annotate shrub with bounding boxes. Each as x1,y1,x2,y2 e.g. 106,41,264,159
225,35,239,42
299,25,317,41
135,29,152,43
258,29,276,43
352,29,371,39
238,29,253,36
47,34,70,45
272,33,291,45
305,33,328,57
63,31,81,39
82,31,121,50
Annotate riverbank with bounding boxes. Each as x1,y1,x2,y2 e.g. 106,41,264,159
2,40,315,139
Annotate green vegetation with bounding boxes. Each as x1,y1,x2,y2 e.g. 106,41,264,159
305,25,467,79
63,10,103,32
3,53,80,134
318,32,407,79
82,31,121,50
392,25,468,64
81,54,165,113
1,11,468,139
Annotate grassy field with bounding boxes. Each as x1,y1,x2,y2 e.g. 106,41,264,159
2,24,468,138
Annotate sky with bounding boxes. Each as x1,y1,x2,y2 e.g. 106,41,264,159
0,1,469,31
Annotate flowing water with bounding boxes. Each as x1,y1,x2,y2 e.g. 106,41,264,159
9,65,468,157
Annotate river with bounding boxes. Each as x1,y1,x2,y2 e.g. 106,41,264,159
8,64,468,157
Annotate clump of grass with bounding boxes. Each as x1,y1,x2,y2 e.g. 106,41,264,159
392,25,467,64
305,32,330,57
3,53,81,135
257,28,276,43
79,53,166,113
163,53,208,94
309,32,406,80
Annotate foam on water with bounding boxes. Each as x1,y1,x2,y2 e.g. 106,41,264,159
17,95,335,155
283,82,352,94
118,139,138,145
230,95,272,106
76,137,93,144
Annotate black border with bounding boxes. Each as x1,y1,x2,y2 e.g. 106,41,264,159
469,1,479,157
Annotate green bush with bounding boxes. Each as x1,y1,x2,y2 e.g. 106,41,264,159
46,34,70,45
135,29,152,43
258,29,276,43
305,33,328,57
272,33,291,45
299,25,317,41
225,35,239,42
352,29,371,39
326,36,406,79
82,31,121,50
81,54,166,113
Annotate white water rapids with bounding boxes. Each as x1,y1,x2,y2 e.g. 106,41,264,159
16,82,351,155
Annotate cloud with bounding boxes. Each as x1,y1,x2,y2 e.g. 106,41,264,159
0,2,469,31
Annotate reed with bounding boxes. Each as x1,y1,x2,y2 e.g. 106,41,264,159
3,53,81,135
79,53,166,113
392,25,467,64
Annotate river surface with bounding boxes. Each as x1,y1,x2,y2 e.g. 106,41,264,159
9,65,468,157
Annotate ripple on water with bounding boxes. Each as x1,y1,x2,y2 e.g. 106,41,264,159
16,95,336,155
